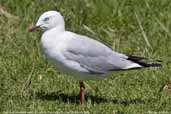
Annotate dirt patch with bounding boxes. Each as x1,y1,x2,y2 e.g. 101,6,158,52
0,5,19,20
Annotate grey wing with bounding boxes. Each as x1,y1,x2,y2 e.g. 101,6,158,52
63,35,135,74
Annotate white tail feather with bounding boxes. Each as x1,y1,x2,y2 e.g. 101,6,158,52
124,63,142,69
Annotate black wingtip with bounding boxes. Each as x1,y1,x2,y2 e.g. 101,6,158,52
127,55,162,68
145,63,162,67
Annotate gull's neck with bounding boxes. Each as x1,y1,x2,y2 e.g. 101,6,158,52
42,25,65,44
45,25,65,34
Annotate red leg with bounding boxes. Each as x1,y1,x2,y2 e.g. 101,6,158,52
80,81,85,104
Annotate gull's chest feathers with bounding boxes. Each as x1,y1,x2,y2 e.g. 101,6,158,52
41,30,70,65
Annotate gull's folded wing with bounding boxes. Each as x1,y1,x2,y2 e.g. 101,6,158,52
63,34,142,74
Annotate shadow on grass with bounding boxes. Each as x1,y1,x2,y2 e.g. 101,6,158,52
36,91,145,106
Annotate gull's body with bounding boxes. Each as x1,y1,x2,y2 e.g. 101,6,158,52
41,27,141,80
29,11,161,104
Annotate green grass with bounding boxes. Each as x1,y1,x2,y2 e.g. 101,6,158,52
1,0,171,113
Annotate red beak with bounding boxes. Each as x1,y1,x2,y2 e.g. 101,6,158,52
28,25,40,32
